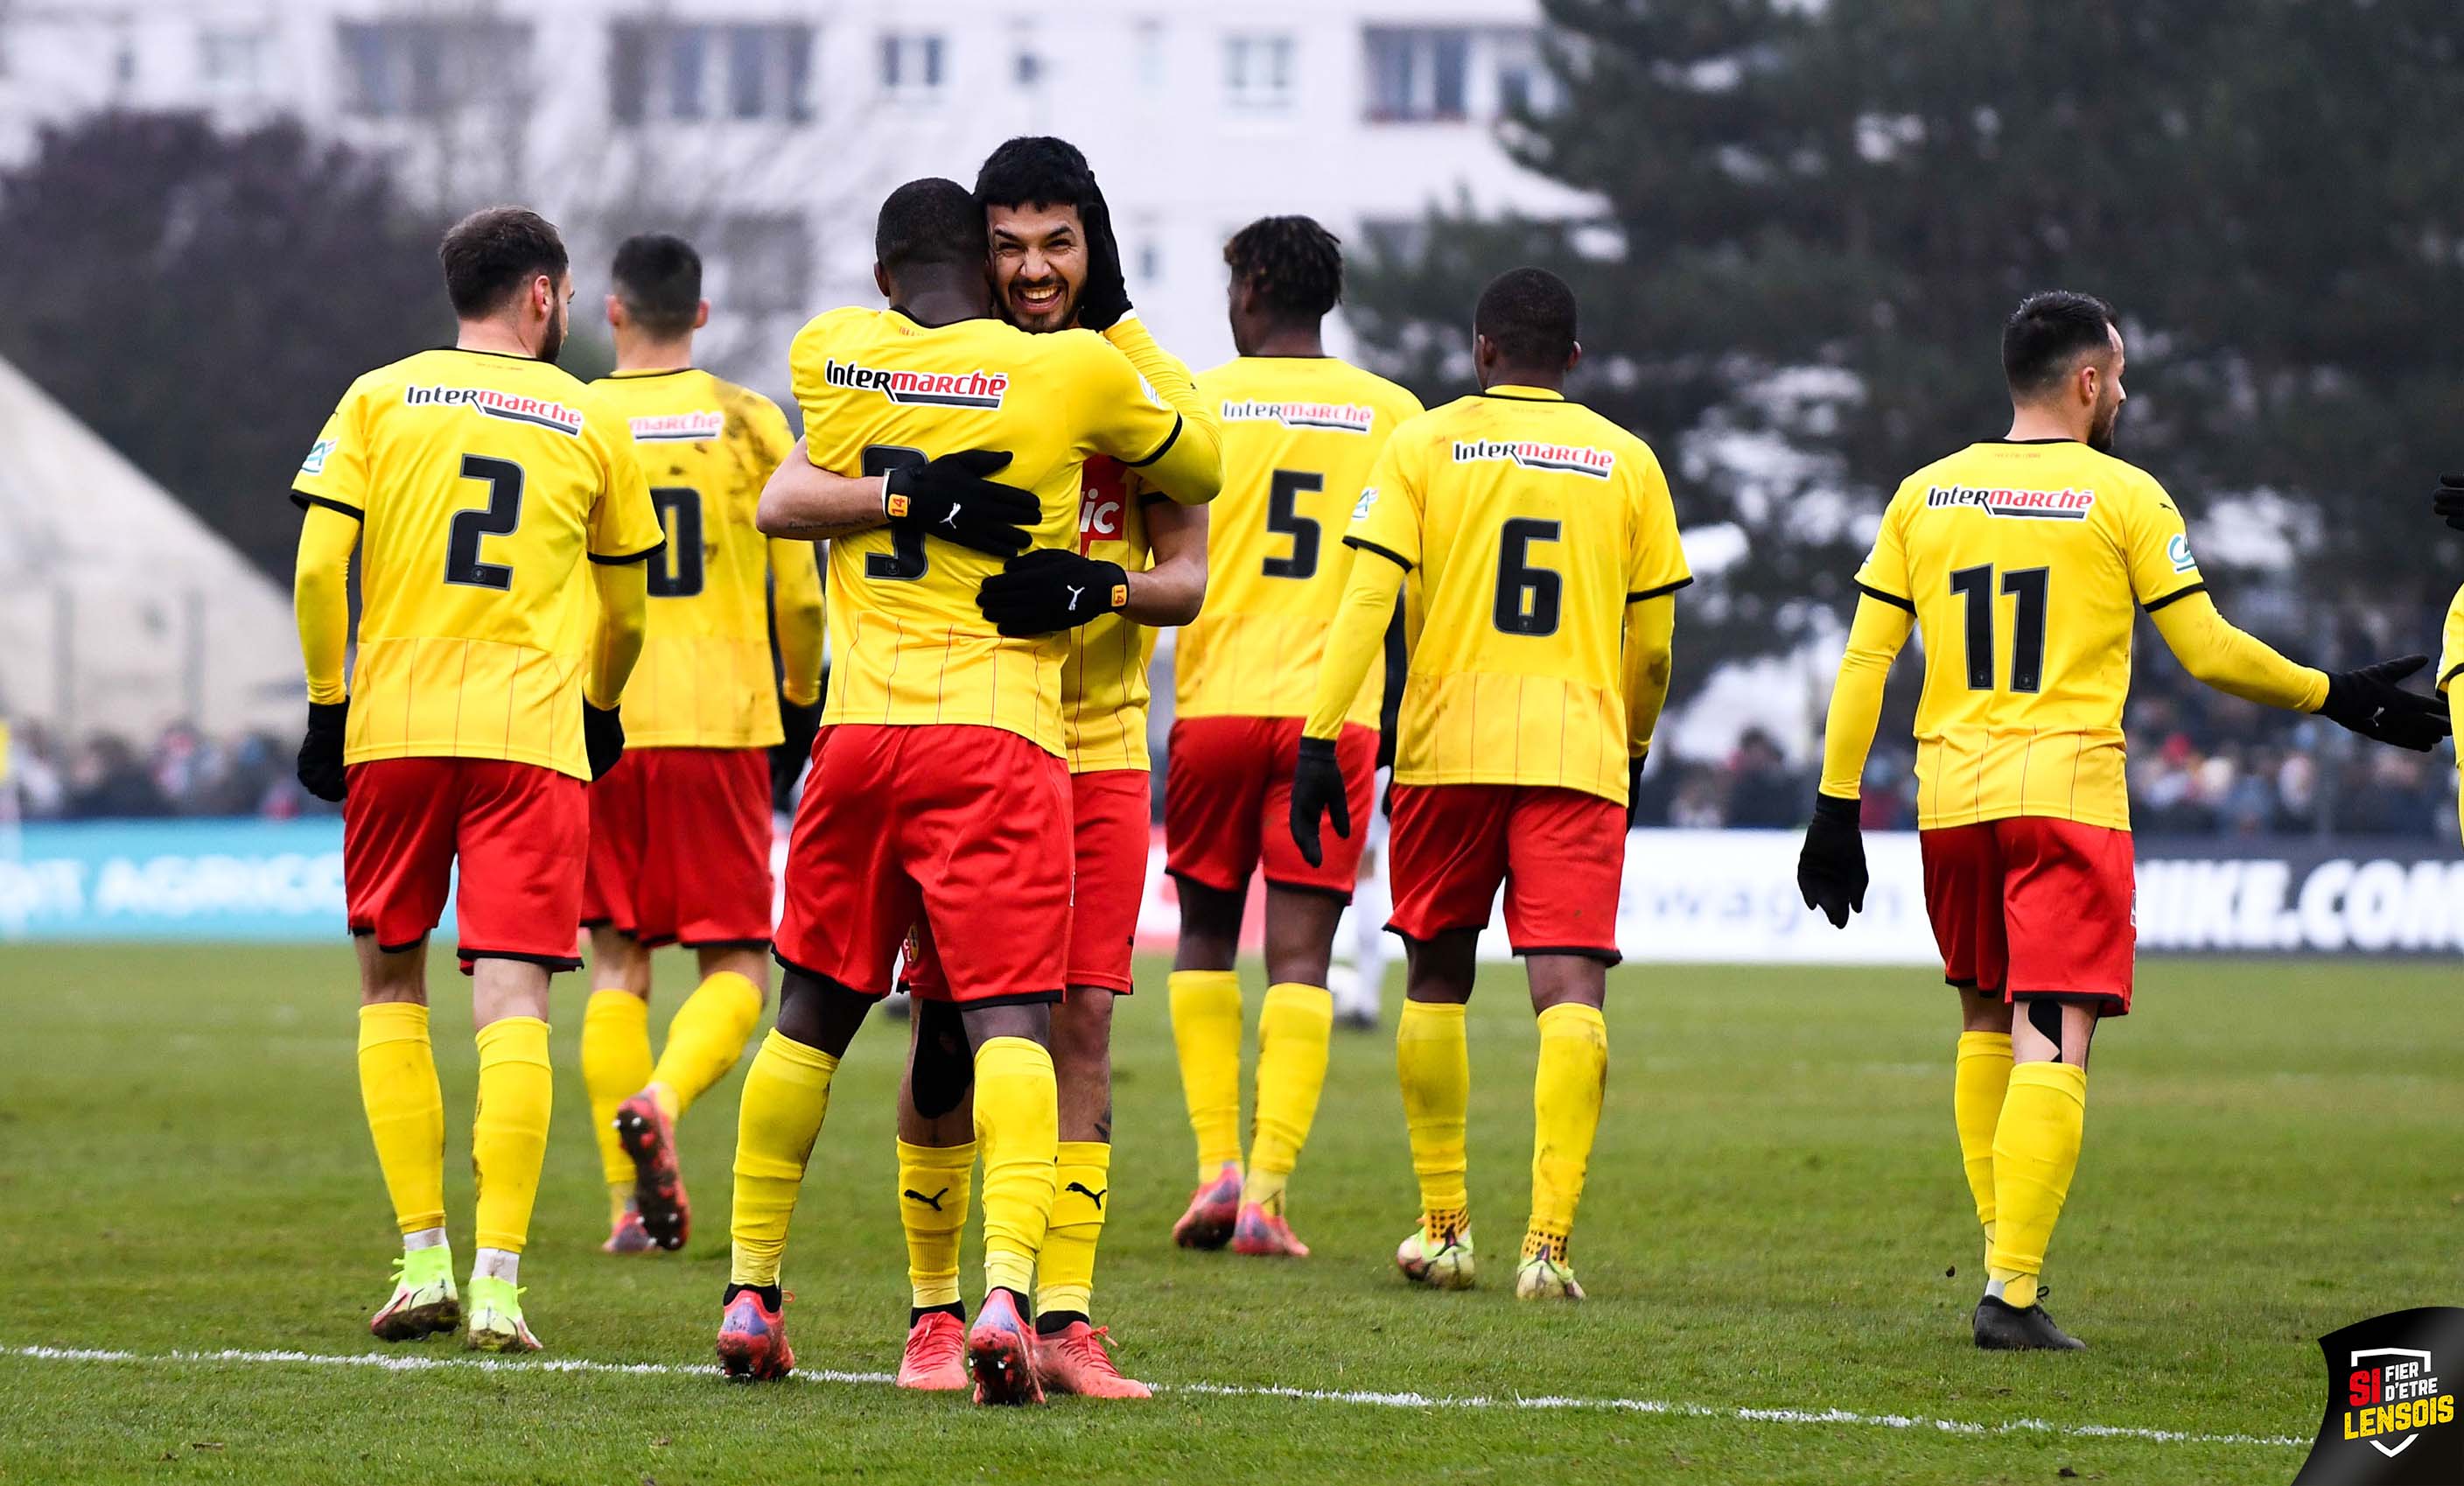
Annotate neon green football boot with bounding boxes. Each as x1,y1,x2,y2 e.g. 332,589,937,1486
368,1244,460,1342
1395,1220,1475,1291
464,1275,542,1353
1513,1252,1587,1301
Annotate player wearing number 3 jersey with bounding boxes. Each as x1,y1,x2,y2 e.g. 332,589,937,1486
1801,291,2447,1354
290,207,662,1353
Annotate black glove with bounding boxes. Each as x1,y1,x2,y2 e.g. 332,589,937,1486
297,700,348,803
884,450,1034,557
1626,752,1647,829
1796,792,1868,929
2434,473,2464,531
1074,185,1132,332
976,549,1129,638
1289,735,1351,869
584,703,626,781
2318,654,2451,753
772,696,823,810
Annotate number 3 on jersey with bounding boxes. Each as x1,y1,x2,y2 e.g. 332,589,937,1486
1950,564,2049,693
863,445,928,582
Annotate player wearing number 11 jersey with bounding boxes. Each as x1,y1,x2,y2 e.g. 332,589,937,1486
291,207,662,1352
1798,291,2446,1352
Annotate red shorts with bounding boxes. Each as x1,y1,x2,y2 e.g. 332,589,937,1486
1920,817,2136,1013
1165,716,1378,899
1386,783,1625,961
905,767,1149,999
774,724,1070,1005
582,747,773,950
344,757,588,971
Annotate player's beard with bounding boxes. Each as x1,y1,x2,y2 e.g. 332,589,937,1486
536,301,569,364
1002,272,1078,333
2087,395,2120,453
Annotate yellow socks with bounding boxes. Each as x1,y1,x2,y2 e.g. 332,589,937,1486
651,971,764,1119
1397,999,1470,1230
898,1139,976,1311
1168,970,1244,1183
581,989,654,1221
357,1003,446,1236
1039,1141,1110,1320
1525,1003,1606,1263
730,1029,838,1287
973,1037,1058,1299
1954,1030,2014,1263
1986,1061,2089,1312
471,1016,553,1255
1244,983,1332,1216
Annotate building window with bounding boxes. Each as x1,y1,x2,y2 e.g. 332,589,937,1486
199,28,268,91
710,214,811,315
880,32,946,97
1223,33,1293,109
340,18,532,118
609,22,813,124
1492,29,1558,116
1363,27,1469,123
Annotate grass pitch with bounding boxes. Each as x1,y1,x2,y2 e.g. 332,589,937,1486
1,944,2450,1482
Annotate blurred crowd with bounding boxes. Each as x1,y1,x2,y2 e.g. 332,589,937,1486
4,722,333,823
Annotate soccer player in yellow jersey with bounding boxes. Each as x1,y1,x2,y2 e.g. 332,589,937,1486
1293,268,1690,1302
716,178,1221,1403
1799,291,2446,1351
1162,215,1424,1258
290,207,663,1352
570,234,824,1258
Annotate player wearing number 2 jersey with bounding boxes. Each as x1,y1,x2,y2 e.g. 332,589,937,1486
1800,291,2446,1354
1162,216,1423,1262
573,235,825,1260
291,207,662,1354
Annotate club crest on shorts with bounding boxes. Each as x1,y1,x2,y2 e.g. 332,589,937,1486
2292,1307,2464,1484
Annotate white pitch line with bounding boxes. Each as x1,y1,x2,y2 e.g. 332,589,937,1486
1,1344,2304,1451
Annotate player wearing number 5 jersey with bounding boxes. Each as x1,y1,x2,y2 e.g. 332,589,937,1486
1800,291,2446,1353
290,207,663,1353
1293,268,1689,1306
1163,216,1423,1259
574,235,825,1260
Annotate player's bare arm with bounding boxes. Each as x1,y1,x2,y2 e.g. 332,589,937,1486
760,435,1034,555
1124,498,1208,627
757,436,893,541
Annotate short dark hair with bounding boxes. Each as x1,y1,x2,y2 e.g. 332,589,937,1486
611,233,702,337
1224,216,1345,322
2003,291,2118,398
439,206,568,319
973,136,1098,219
874,178,988,274
1474,267,1578,368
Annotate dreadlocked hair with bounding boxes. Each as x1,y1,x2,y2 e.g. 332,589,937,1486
1223,215,1344,321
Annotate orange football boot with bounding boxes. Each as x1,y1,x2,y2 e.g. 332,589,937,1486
1171,1161,1242,1250
896,1311,970,1391
966,1290,1044,1405
715,1286,794,1381
1035,1321,1152,1399
613,1091,690,1252
1230,1202,1311,1258
600,1209,655,1254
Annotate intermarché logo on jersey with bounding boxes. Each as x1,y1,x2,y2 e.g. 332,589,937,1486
628,410,724,442
1926,484,2096,520
1220,398,1376,433
1451,438,1615,480
402,384,584,435
822,356,1008,409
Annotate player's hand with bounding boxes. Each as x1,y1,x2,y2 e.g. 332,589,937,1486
883,450,1035,557
1796,792,1867,929
976,549,1130,637
772,696,822,810
1626,750,1648,829
2317,654,2452,753
584,703,626,781
1074,185,1132,332
296,700,348,803
1289,735,1351,869
2434,473,2464,531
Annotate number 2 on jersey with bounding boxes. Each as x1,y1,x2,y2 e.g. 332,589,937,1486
444,454,522,590
1949,564,2049,693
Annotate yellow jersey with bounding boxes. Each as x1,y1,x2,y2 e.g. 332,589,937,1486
589,368,813,748
1176,357,1425,727
790,307,1192,757
292,347,661,781
1060,455,1158,772
1340,387,1690,805
1853,438,2210,831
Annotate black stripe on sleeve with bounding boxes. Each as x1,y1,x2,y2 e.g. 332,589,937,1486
1627,576,1695,603
590,540,667,566
1853,581,1915,613
2441,662,2464,690
2141,581,2208,613
1123,413,1184,469
290,491,364,519
1342,535,1413,571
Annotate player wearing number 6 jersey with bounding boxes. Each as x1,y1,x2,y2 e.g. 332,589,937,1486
1799,291,2447,1353
290,207,663,1353
1292,268,1689,1304
1163,216,1423,1259
575,235,824,1258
